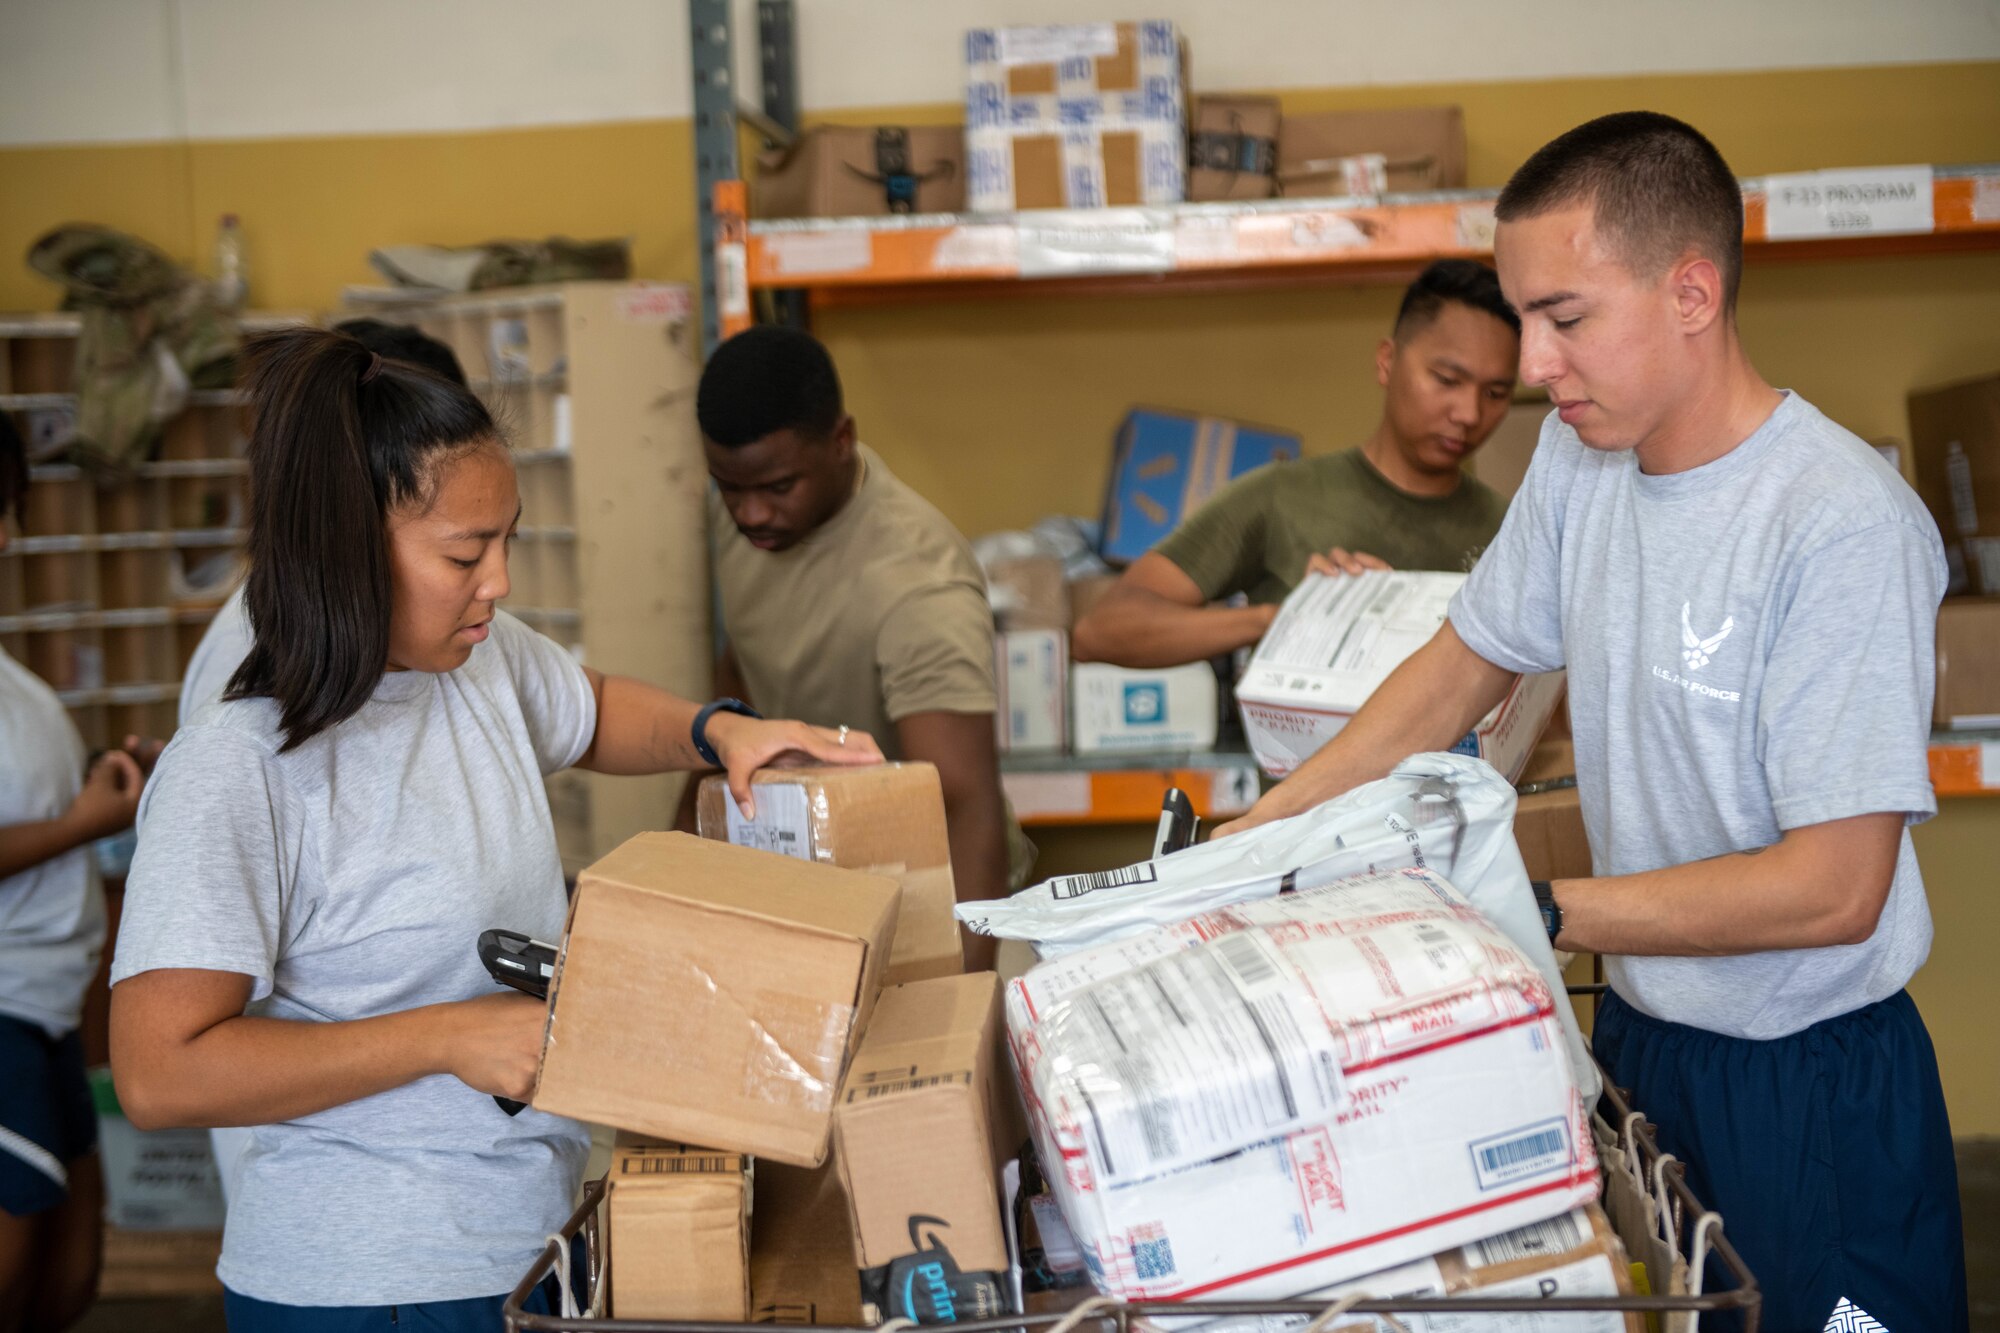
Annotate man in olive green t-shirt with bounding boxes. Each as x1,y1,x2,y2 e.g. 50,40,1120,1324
694,326,1010,967
1074,260,1520,669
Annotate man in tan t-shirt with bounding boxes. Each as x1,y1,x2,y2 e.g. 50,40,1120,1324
696,326,1009,967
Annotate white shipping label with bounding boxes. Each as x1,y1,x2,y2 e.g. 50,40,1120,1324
1763,165,1934,239
998,23,1118,66
1048,931,1345,1185
723,782,816,860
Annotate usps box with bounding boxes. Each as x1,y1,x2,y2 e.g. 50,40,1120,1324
1071,662,1217,754
1100,409,1301,565
1237,572,1564,780
996,629,1068,752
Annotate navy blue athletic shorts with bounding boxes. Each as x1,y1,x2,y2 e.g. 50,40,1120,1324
1594,987,1967,1332
0,1013,97,1217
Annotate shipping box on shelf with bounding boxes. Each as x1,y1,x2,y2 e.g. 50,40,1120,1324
1188,95,1280,201
605,1136,751,1321
964,21,1187,211
996,628,1068,752
753,126,967,219
1909,372,2000,594
986,553,1071,631
1276,106,1467,198
1100,409,1302,566
1070,661,1218,753
697,763,964,986
1237,572,1565,780
834,973,1014,1325
532,832,899,1166
1936,596,2000,729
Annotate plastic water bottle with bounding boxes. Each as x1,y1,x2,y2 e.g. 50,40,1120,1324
213,213,248,311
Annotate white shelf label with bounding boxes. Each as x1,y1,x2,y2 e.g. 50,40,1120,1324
1981,742,2000,790
1001,771,1092,818
1763,166,1934,239
933,225,1020,272
1017,209,1175,278
767,230,872,277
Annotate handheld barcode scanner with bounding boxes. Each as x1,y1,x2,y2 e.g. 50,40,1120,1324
1154,787,1199,857
478,929,558,1115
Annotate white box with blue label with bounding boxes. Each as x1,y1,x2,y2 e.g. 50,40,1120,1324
1099,409,1302,566
1236,571,1565,781
964,21,1186,212
996,629,1069,752
1070,662,1217,754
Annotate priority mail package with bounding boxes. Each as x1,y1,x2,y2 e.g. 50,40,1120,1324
996,629,1068,752
1237,572,1565,781
698,764,964,986
1071,661,1218,753
1004,868,1598,1302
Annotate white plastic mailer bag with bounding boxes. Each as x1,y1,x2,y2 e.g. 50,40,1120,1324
960,752,1598,1100
1005,867,1599,1303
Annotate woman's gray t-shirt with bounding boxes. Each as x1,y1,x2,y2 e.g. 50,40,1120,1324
114,610,596,1305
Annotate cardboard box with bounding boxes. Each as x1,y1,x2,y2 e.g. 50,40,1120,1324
1067,573,1120,628
834,973,1013,1324
750,1160,865,1326
1100,408,1302,565
1909,373,2000,594
964,21,1187,211
606,1137,751,1321
996,629,1068,752
697,764,963,987
1514,787,1591,884
986,553,1071,631
752,125,966,219
1936,596,2000,728
1473,399,1552,501
1277,106,1467,197
533,832,900,1166
1070,661,1218,753
1188,95,1279,202
1237,572,1565,781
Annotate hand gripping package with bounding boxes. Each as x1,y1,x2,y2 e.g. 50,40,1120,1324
1003,868,1598,1302
957,751,1597,1102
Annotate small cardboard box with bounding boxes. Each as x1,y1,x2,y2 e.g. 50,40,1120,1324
986,553,1071,632
1277,106,1467,197
1514,787,1592,883
1100,408,1302,566
533,832,900,1167
1236,571,1565,781
1071,661,1218,753
1909,372,2000,594
750,1160,864,1326
1188,95,1280,201
752,125,966,219
1936,596,2000,729
964,21,1187,211
834,973,1014,1325
606,1137,751,1321
697,764,964,986
996,629,1068,752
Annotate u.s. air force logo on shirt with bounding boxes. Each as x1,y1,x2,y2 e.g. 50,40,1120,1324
1650,601,1744,702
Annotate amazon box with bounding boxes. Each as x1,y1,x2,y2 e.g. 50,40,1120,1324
697,764,964,986
1188,95,1279,201
605,1137,750,1320
753,126,966,219
533,833,899,1166
834,973,1014,1326
1277,106,1466,198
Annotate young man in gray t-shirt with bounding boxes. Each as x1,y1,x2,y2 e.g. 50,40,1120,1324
1219,113,1965,1332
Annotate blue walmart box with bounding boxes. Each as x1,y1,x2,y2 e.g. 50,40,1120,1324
1099,408,1302,565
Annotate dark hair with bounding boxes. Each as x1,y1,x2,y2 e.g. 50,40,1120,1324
1393,259,1520,341
227,328,498,750
331,318,468,386
696,325,843,447
1496,111,1743,310
0,411,26,525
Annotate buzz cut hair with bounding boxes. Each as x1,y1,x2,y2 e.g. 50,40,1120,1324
1495,111,1744,311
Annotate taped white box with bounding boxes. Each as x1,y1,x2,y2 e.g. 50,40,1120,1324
1006,868,1596,1303
1236,572,1564,780
997,629,1068,753
1071,662,1217,754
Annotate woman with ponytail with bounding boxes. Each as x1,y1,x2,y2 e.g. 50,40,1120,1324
106,327,879,1330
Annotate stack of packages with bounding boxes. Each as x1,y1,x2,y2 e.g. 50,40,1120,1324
962,754,1641,1330
521,763,1021,1323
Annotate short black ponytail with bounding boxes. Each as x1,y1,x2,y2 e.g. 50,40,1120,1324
226,327,497,750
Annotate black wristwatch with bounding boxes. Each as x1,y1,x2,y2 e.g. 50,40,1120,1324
1531,879,1563,945
691,697,761,767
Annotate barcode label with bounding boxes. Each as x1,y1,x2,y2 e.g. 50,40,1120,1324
1049,862,1159,901
620,1153,740,1175
1469,1209,1585,1268
1469,1119,1571,1191
845,1071,972,1101
1214,931,1282,991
